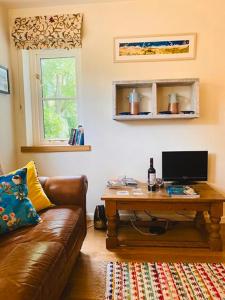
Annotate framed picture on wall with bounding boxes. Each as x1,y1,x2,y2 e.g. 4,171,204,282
0,65,10,94
114,33,196,62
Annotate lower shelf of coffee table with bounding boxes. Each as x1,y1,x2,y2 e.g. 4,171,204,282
117,221,209,248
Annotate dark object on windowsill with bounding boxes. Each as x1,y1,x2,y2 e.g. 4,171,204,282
75,125,84,145
94,205,107,230
158,111,172,114
181,110,195,114
68,128,76,145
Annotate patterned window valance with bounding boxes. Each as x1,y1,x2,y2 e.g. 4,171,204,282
11,13,83,50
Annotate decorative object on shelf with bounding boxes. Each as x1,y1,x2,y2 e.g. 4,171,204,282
119,112,150,115
119,112,131,115
128,89,142,115
114,33,196,62
0,65,10,94
181,110,195,114
138,112,150,115
168,93,179,114
159,111,172,114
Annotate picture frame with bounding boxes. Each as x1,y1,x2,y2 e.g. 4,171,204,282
114,33,196,63
0,65,10,94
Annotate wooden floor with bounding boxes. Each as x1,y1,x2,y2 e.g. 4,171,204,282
62,222,225,300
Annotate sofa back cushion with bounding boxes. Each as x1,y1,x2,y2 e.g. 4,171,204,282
11,161,53,212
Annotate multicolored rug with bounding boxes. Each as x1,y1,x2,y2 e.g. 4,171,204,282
105,262,225,300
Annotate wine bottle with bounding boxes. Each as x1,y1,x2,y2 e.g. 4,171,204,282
148,158,156,191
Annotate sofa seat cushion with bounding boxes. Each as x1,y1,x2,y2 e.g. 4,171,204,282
0,206,83,259
0,242,65,300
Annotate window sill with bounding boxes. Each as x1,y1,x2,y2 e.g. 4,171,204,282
21,145,92,153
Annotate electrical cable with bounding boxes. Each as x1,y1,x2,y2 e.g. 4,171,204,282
176,211,194,220
144,210,168,221
144,210,171,227
129,215,157,236
133,210,141,221
130,211,171,235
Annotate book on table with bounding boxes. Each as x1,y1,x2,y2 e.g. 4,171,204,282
166,185,200,198
107,177,138,189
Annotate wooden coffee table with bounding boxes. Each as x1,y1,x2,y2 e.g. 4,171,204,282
101,183,225,251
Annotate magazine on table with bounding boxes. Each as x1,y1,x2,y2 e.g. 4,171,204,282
166,185,200,198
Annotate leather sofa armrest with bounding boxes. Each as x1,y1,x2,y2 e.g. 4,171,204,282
39,176,88,210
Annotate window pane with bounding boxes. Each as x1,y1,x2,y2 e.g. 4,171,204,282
43,99,77,140
41,57,76,98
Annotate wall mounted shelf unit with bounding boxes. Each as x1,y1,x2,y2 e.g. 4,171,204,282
113,78,199,120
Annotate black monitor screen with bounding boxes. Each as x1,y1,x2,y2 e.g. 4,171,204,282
162,151,208,182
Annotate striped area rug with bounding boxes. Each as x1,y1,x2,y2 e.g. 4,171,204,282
105,262,225,300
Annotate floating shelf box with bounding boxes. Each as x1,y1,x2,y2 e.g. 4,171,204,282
113,78,199,120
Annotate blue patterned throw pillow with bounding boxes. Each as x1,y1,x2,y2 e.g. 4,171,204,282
0,168,41,235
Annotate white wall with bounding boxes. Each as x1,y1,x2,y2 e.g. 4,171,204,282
0,6,16,172
9,0,225,214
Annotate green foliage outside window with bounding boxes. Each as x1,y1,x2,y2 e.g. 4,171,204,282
41,57,78,140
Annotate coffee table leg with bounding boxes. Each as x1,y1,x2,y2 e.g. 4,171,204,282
194,211,205,230
116,210,120,226
209,204,223,251
105,201,118,249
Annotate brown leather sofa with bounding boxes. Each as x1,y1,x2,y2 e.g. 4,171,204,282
0,175,88,300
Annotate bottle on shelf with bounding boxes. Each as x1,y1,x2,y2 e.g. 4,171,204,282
148,158,156,192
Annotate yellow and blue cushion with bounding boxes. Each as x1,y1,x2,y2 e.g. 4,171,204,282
0,168,41,235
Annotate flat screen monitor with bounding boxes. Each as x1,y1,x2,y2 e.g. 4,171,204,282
162,151,208,183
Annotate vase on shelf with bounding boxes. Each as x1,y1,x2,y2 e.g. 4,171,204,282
128,89,142,115
168,93,179,114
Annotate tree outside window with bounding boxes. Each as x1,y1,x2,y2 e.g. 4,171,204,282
40,57,78,140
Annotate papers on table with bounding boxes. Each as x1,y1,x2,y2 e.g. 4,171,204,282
116,188,144,196
116,191,129,195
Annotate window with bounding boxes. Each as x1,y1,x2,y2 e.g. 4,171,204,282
29,49,80,144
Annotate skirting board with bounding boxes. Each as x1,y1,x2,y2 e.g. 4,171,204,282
87,213,94,221
86,213,225,223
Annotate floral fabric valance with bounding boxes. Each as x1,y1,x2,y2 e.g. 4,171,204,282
11,13,82,50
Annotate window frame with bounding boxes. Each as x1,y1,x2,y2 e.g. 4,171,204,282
29,49,81,145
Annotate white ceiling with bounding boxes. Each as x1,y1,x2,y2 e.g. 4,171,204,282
0,0,128,9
